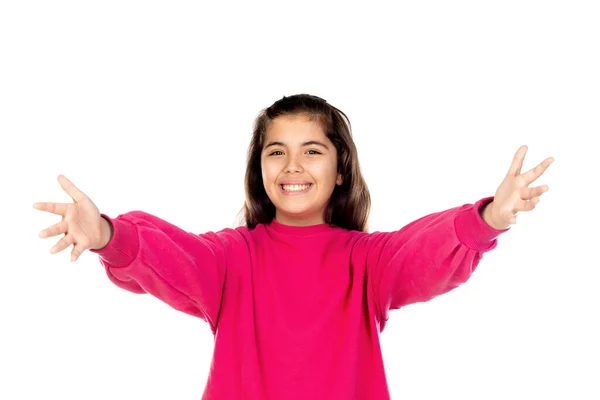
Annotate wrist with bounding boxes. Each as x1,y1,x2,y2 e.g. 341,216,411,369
480,201,509,230
95,216,113,250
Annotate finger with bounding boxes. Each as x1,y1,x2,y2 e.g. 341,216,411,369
70,243,86,262
520,184,549,200
39,220,68,238
517,197,540,212
57,175,88,203
50,235,73,254
33,202,70,216
521,157,555,186
507,145,528,177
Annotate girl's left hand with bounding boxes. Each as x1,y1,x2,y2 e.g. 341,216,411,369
482,145,554,230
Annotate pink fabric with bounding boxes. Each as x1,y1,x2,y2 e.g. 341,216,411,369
91,196,506,399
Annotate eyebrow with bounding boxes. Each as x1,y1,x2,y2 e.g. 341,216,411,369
263,140,330,150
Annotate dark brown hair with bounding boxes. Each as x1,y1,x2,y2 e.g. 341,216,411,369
240,94,371,231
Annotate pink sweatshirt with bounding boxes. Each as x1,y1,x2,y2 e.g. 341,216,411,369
91,196,507,399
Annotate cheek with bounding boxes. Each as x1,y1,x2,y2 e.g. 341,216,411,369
310,158,338,180
261,160,278,185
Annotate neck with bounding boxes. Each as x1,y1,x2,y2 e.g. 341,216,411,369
275,212,325,227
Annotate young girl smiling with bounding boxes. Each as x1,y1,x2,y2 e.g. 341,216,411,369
34,94,554,399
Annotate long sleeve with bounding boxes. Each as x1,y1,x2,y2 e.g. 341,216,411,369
89,211,234,333
364,197,508,329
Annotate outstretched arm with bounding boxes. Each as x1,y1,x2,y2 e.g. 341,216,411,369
89,211,234,333
364,146,554,329
34,175,236,333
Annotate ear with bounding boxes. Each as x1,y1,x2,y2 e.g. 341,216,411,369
336,173,343,185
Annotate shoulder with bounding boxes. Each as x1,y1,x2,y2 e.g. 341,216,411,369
210,223,269,249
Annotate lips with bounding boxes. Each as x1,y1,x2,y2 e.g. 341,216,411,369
279,181,313,186
280,183,312,194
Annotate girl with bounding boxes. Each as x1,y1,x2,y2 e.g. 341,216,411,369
34,94,554,399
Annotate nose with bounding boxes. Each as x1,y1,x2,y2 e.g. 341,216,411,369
284,154,304,173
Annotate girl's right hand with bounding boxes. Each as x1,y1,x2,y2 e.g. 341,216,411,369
33,175,113,262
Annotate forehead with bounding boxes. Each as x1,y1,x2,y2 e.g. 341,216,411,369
265,115,328,143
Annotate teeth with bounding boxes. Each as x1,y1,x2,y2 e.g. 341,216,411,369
282,184,311,192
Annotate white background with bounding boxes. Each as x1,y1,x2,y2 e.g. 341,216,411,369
1,1,598,399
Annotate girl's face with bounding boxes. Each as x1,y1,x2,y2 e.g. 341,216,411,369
261,114,342,226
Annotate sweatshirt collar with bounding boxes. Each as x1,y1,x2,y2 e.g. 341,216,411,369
267,218,336,235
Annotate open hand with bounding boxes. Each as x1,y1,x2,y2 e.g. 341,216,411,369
483,145,554,230
33,175,112,261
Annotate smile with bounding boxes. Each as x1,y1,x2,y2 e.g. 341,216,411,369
280,183,312,194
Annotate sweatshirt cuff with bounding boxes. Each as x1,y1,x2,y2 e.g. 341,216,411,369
89,214,139,268
454,196,509,251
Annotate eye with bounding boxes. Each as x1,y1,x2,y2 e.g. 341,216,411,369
307,149,321,155
269,150,284,156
